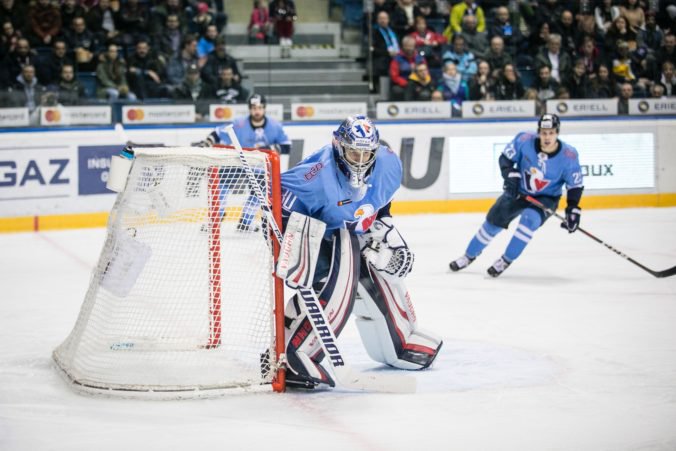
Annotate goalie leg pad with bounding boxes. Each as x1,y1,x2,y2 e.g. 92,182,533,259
284,229,360,386
355,264,443,370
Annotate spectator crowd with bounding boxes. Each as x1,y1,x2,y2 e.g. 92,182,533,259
370,0,676,113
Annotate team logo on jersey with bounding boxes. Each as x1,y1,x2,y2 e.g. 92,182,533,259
525,167,550,192
346,204,377,233
303,162,323,181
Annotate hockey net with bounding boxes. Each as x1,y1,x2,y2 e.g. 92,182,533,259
53,146,286,398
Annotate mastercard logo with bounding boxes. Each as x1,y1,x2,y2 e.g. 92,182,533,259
295,105,315,118
44,109,62,122
214,107,232,119
126,108,145,121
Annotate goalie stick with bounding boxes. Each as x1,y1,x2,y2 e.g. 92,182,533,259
224,126,417,394
525,195,676,279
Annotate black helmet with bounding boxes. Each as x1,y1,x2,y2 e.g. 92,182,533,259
538,113,560,133
248,93,266,108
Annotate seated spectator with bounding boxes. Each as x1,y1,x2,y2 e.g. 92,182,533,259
595,0,620,35
2,38,37,90
442,34,477,82
612,39,648,95
389,35,426,100
650,82,666,98
186,0,227,33
0,0,28,34
197,23,218,63
86,0,121,46
563,59,589,98
485,36,512,79
390,0,421,39
640,12,663,54
9,64,48,113
154,14,183,62
535,34,571,84
605,15,638,53
96,43,136,101
618,81,633,114
201,35,242,86
534,0,564,29
489,6,523,59
556,86,570,99
651,33,675,78
587,63,616,98
656,61,675,96
212,66,249,104
528,21,551,59
127,39,167,100
523,87,542,114
269,0,297,46
407,15,446,68
27,0,62,48
119,0,150,47
172,62,212,119
1,20,22,63
534,64,559,103
248,0,273,44
430,89,444,101
166,34,199,89
189,2,216,36
468,59,495,100
405,62,435,101
371,11,400,79
552,10,576,57
55,63,84,105
493,63,525,100
60,0,86,34
36,38,73,87
619,0,645,31
436,61,468,114
444,0,485,42
459,14,488,61
65,16,99,72
150,0,188,35
579,35,603,77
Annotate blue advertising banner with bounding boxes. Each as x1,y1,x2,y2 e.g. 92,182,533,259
78,146,120,195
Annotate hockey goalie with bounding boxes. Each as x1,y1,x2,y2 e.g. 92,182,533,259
277,115,443,389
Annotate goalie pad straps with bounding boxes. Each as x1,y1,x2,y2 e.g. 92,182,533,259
361,216,414,280
276,212,326,289
354,264,443,370
284,229,360,387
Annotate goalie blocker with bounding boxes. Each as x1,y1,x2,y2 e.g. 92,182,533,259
279,213,442,389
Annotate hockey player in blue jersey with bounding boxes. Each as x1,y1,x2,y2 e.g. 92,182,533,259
449,113,584,277
279,115,443,389
202,94,291,230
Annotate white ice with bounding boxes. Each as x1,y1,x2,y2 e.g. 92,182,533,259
1,208,675,451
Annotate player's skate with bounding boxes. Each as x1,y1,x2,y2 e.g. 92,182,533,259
487,256,511,277
449,254,475,271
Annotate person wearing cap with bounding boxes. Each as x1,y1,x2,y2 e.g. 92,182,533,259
172,62,213,119
449,114,584,277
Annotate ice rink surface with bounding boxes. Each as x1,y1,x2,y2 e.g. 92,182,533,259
1,208,675,451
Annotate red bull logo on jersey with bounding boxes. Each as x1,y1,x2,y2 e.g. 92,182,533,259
525,167,551,192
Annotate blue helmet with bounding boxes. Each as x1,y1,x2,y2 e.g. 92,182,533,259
332,115,380,188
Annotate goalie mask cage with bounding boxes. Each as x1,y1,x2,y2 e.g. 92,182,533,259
53,146,286,398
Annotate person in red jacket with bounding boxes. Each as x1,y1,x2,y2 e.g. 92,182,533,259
388,35,426,100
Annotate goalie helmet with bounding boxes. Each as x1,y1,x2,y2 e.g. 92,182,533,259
333,115,380,189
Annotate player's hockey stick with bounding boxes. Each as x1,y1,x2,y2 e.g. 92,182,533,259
525,195,676,278
224,126,416,393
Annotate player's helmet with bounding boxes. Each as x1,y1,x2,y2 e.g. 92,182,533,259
333,115,380,189
248,94,266,108
538,113,560,133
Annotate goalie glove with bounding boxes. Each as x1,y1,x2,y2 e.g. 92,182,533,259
361,217,414,280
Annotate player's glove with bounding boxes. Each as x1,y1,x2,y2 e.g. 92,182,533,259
503,171,521,198
361,217,414,280
561,206,581,233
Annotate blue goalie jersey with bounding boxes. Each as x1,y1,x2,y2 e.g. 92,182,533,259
281,144,402,236
504,131,584,197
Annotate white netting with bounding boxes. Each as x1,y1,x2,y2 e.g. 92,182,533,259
53,147,282,398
